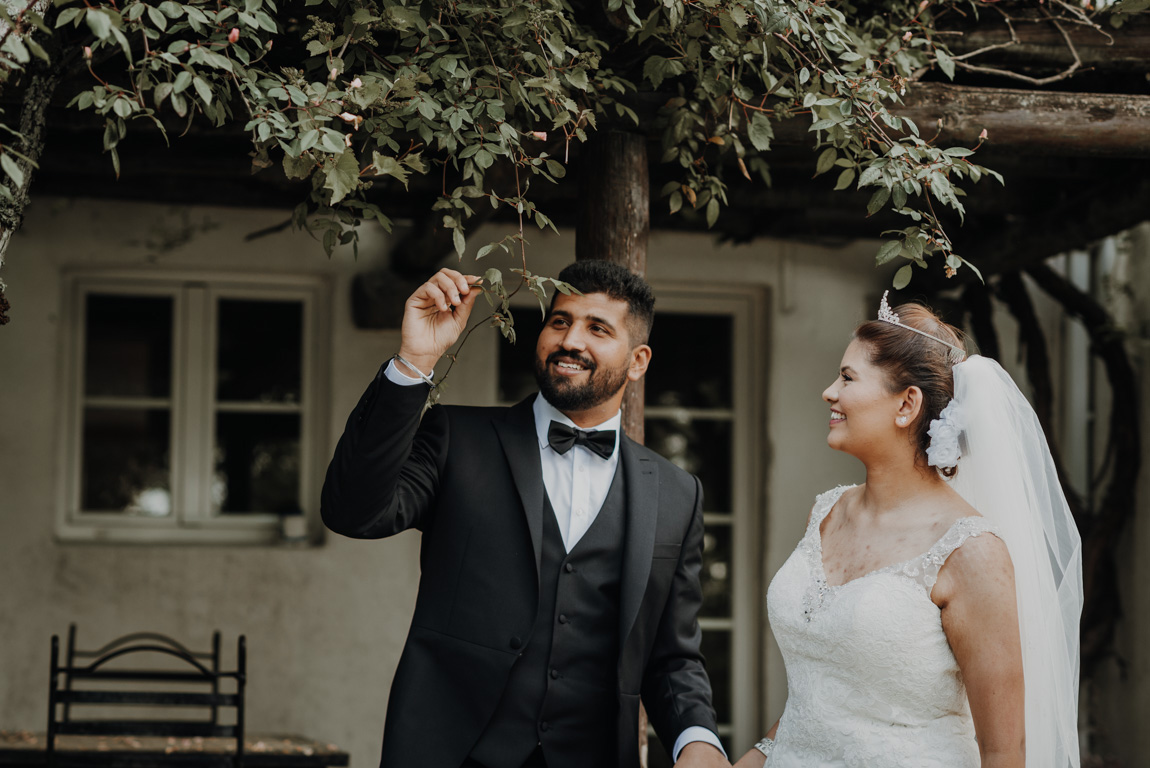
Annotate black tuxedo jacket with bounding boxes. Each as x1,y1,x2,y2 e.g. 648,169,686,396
321,373,718,768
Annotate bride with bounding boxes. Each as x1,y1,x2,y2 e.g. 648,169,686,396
736,295,1082,768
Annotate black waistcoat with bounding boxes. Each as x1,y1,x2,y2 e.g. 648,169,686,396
468,463,626,768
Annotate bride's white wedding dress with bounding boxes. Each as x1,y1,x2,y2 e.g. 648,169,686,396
765,485,1000,768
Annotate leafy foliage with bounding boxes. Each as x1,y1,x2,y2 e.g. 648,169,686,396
0,0,1130,281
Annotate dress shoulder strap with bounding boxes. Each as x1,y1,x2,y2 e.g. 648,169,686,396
910,516,1001,595
807,485,854,535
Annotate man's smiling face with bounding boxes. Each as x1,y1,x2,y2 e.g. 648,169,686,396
533,291,639,416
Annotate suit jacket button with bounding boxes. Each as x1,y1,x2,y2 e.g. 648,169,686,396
540,721,550,732
509,636,523,650
564,563,575,573
557,614,569,624
550,668,559,679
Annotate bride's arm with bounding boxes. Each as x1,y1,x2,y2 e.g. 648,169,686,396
731,720,779,768
935,533,1025,768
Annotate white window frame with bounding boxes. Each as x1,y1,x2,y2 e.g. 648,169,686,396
646,285,767,753
56,270,331,545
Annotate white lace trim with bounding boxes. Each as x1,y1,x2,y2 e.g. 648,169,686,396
800,485,1000,621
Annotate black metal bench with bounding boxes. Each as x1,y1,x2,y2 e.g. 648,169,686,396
47,625,246,767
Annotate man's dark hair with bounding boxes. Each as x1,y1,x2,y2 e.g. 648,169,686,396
550,260,655,345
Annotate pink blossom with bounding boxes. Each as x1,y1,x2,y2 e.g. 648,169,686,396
83,46,92,60
227,28,239,43
349,77,363,89
902,30,912,41
979,128,988,140
529,131,548,140
329,67,339,81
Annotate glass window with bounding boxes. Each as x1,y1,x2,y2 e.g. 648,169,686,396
61,276,326,544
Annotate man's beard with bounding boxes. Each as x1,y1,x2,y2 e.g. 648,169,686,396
534,351,629,413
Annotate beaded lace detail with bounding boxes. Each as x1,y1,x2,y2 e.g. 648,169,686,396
799,485,999,622
764,485,1002,768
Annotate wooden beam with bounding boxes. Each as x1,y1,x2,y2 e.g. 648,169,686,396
768,82,1150,157
945,13,1150,71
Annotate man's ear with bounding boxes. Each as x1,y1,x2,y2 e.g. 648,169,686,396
628,345,652,382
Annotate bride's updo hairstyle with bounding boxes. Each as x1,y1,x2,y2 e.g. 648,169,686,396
854,303,968,477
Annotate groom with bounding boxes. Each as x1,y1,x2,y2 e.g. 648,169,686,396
321,260,727,768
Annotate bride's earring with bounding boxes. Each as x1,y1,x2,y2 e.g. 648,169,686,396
897,416,907,426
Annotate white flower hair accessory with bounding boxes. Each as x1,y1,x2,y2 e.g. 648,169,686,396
926,399,964,469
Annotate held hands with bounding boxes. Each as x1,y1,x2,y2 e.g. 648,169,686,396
397,268,482,378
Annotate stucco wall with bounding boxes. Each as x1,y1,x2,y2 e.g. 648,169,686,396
1,196,900,764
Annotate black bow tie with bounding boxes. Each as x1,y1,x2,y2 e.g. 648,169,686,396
547,421,616,460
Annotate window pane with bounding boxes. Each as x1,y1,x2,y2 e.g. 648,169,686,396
216,299,303,403
701,524,733,618
701,629,732,725
644,418,732,512
81,408,171,514
84,294,173,398
646,314,732,409
497,310,545,404
213,413,300,513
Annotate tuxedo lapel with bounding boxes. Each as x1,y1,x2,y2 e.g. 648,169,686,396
493,395,545,579
618,436,659,649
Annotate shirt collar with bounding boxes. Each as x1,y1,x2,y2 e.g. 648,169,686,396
533,393,622,458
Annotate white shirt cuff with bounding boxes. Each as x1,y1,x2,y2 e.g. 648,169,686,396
383,358,427,386
672,726,726,762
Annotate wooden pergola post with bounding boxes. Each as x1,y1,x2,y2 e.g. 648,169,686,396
575,130,650,444
575,129,652,764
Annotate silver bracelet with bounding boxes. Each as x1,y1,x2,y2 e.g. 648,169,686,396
393,354,435,387
753,737,775,758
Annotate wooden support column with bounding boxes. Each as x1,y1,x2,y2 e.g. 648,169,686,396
576,130,650,444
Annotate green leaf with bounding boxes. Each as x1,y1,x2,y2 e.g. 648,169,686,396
55,8,82,27
26,38,49,63
85,8,114,39
545,160,566,179
113,98,133,118
748,112,773,151
453,227,465,258
893,264,913,290
147,5,167,30
193,77,212,106
705,197,719,228
943,147,975,157
0,153,25,189
324,149,359,204
476,243,497,260
935,48,955,80
866,186,890,215
173,71,193,94
857,165,883,188
815,147,836,176
875,240,902,266
833,168,855,191
2,34,29,64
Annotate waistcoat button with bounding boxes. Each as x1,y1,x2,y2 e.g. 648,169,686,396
550,668,559,679
509,636,523,650
540,721,550,732
557,614,568,624
564,563,575,573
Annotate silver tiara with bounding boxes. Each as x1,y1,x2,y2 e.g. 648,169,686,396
878,291,966,364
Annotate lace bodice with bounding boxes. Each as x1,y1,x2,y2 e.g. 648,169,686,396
765,485,1000,768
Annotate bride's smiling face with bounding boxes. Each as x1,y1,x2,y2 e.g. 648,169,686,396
822,340,904,457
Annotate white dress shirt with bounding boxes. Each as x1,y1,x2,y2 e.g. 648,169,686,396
384,360,725,760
